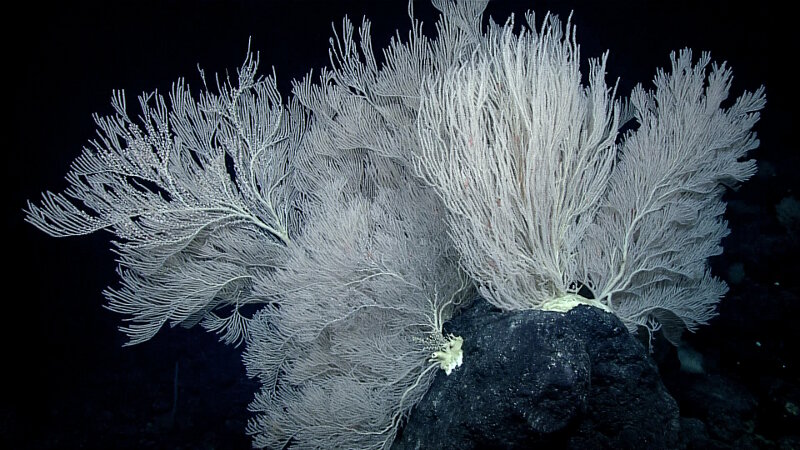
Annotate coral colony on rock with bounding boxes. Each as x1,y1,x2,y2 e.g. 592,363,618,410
18,1,792,449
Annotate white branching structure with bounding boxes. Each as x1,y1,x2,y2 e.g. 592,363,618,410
417,11,765,340
26,0,765,448
28,2,482,449
579,51,765,340
417,12,619,312
244,181,471,449
240,3,483,447
26,52,305,346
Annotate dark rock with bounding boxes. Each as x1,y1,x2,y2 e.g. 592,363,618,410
393,298,680,449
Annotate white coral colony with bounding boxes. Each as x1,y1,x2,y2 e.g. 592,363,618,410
26,1,764,448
